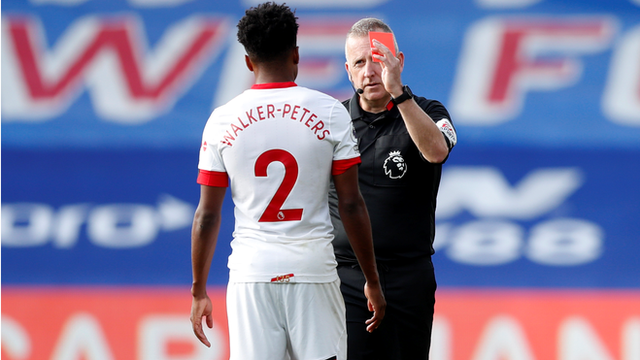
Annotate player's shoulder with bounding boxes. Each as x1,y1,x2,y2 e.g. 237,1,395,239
220,90,250,110
207,90,249,119
295,86,341,105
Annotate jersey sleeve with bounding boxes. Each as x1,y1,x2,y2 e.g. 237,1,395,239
197,169,229,187
418,97,458,150
197,112,229,187
330,101,361,163
332,157,361,175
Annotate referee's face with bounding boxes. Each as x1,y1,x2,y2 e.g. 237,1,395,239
345,35,388,104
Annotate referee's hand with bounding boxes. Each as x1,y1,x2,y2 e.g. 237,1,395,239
364,281,386,332
190,294,214,347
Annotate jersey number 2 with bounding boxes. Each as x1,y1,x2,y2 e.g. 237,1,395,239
255,149,303,222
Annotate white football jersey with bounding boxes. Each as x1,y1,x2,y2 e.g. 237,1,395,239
197,82,360,283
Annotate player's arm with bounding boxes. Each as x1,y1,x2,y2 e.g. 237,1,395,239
190,184,226,347
332,165,386,332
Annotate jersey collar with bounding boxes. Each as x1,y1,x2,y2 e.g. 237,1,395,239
347,92,400,122
251,81,297,90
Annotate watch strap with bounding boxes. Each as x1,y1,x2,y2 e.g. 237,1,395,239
392,85,412,105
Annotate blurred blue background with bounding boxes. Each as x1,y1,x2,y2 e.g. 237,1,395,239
2,1,639,286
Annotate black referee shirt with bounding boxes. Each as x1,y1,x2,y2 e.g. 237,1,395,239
329,92,453,264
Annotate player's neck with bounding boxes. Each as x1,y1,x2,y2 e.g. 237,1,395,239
253,65,297,85
254,74,296,85
251,49,299,85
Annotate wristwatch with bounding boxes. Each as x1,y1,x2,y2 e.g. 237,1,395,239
391,85,413,105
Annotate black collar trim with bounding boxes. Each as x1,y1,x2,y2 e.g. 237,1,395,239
347,93,400,122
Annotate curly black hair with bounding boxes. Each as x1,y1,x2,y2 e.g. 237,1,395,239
237,2,298,63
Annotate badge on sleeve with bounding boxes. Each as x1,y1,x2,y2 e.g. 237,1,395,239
436,119,457,148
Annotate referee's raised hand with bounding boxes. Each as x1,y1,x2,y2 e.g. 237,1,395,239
371,38,404,100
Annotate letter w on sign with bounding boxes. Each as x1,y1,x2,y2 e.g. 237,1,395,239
2,15,229,123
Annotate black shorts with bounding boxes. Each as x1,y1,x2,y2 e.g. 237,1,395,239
337,256,437,360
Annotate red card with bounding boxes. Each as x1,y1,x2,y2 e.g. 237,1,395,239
369,31,396,62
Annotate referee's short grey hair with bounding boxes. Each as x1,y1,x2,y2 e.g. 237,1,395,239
346,18,399,54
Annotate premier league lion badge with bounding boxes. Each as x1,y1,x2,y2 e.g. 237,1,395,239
383,150,407,179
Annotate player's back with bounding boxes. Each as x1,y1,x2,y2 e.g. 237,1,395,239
198,83,359,282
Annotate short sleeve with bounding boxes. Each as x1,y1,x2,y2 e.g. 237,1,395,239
330,102,361,162
418,97,457,150
197,112,228,186
197,169,229,186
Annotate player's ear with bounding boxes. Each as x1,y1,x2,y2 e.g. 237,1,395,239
245,55,254,72
293,46,299,65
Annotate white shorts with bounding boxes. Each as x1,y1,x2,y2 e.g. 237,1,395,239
226,280,347,360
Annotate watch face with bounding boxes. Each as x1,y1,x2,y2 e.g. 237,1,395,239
393,86,412,105
405,86,412,97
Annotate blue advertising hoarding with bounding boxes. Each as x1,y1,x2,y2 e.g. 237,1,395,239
2,0,639,288
3,146,639,288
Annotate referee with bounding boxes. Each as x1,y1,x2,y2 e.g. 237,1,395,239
329,18,457,360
